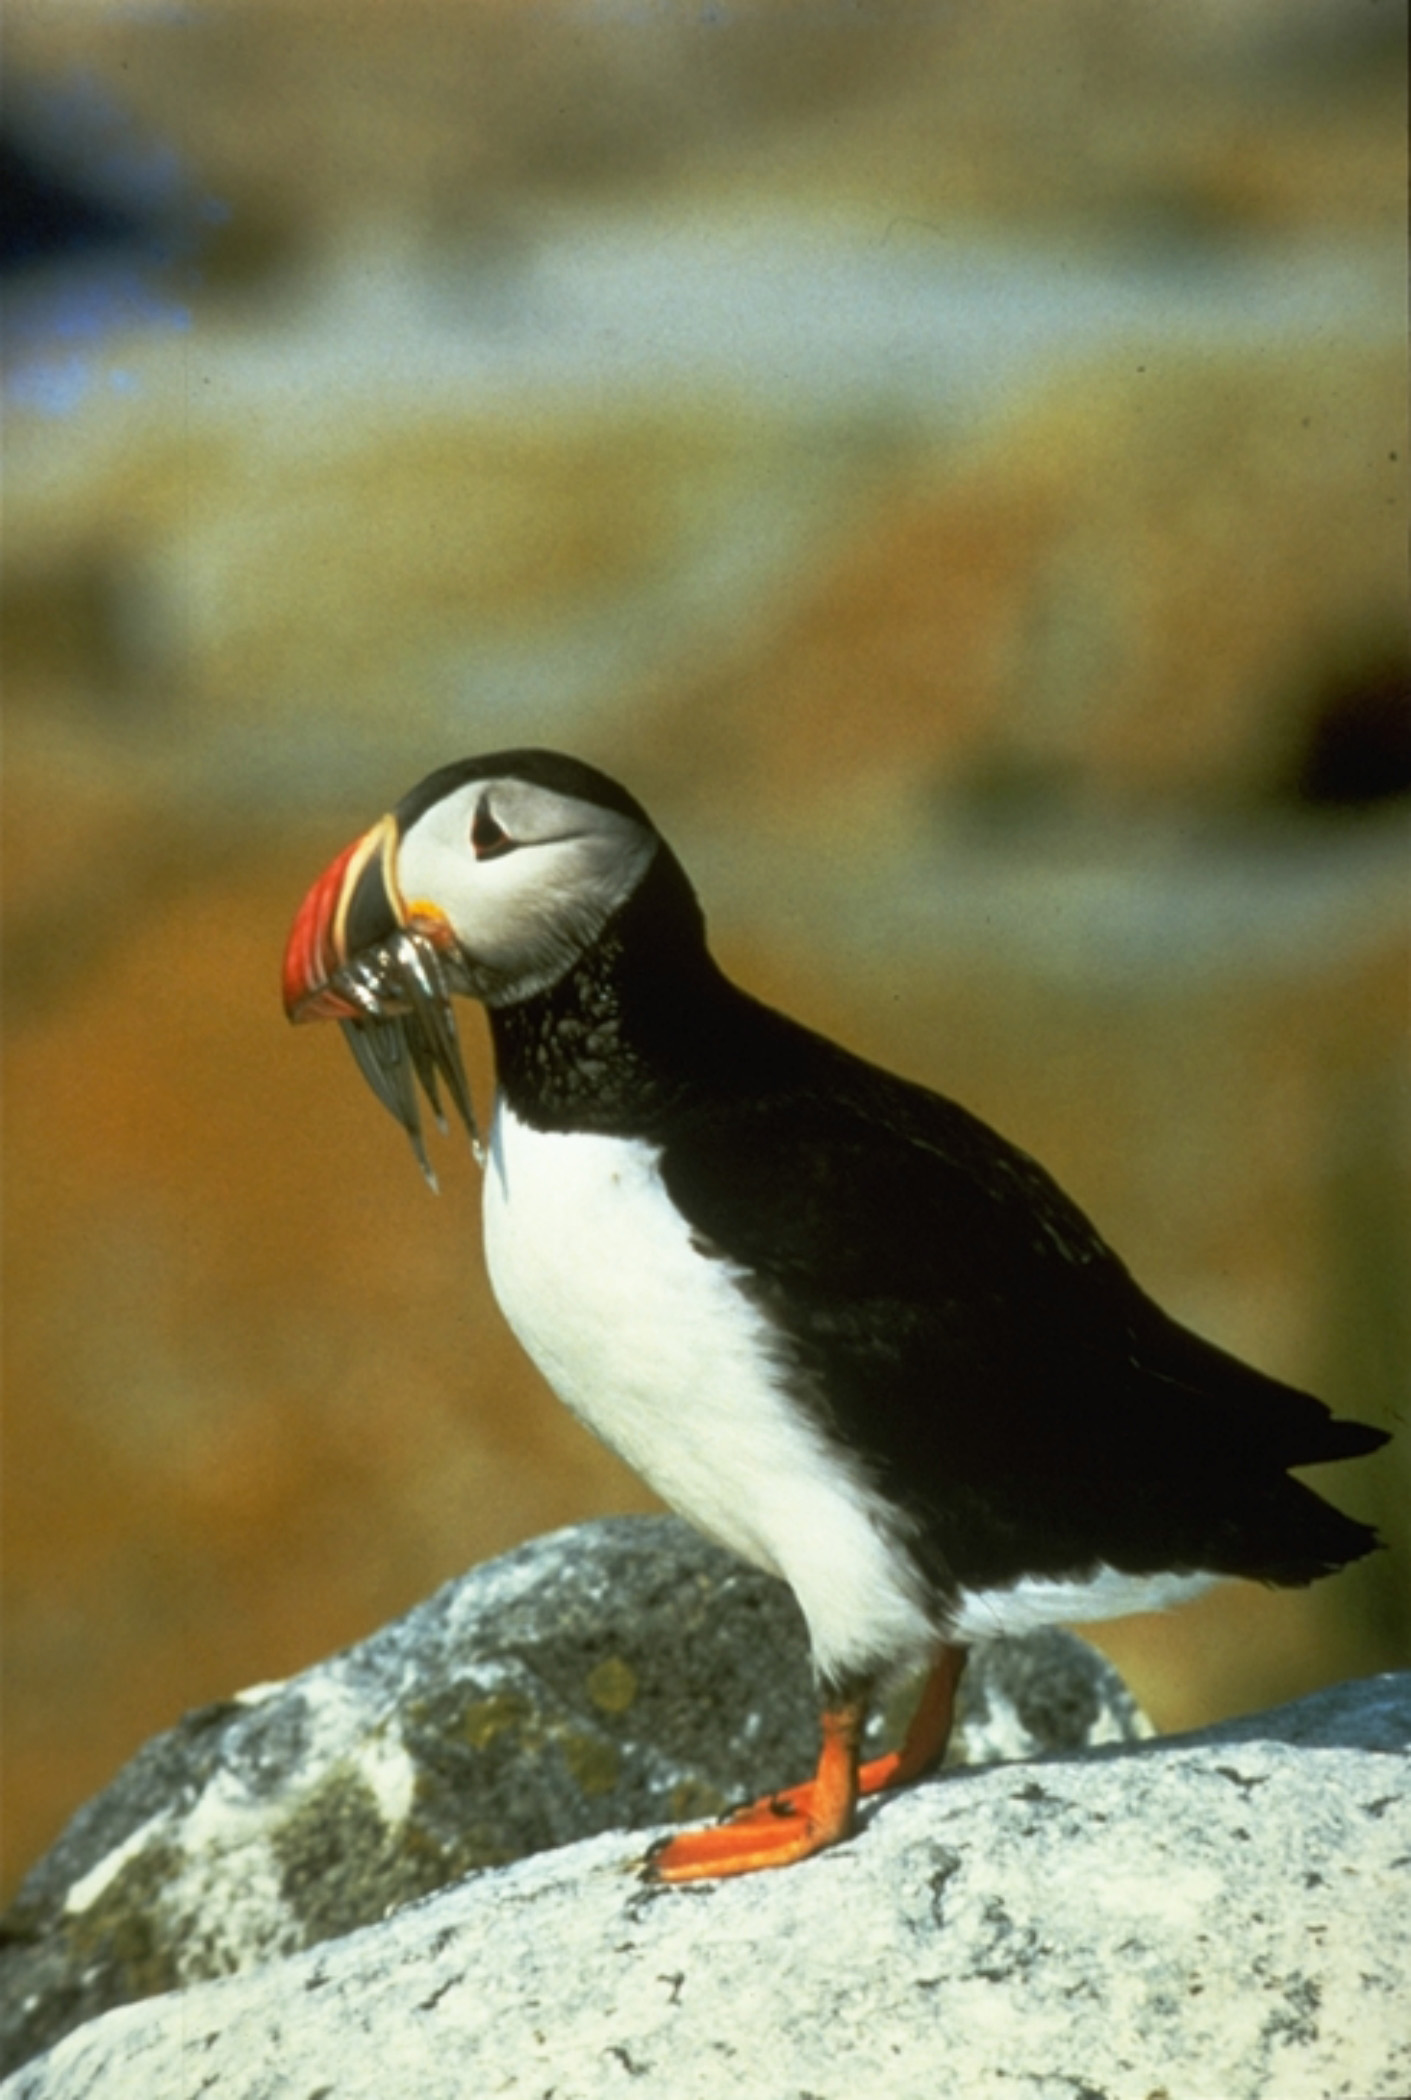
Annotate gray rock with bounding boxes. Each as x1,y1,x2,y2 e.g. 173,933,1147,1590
4,1673,1406,2100
0,1516,1146,2079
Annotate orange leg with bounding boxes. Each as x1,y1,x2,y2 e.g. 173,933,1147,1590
720,1644,968,1827
643,1645,967,1883
859,1642,968,1796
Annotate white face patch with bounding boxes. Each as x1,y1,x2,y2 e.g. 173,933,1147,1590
396,779,657,1006
482,1105,939,1689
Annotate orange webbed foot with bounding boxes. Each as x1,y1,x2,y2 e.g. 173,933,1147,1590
639,1649,968,1884
705,1745,905,1835
644,1699,865,1883
643,1801,845,1881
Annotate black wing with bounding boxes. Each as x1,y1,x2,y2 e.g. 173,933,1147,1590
658,1012,1386,1595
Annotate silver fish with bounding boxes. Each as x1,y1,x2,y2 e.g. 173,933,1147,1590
329,929,481,1188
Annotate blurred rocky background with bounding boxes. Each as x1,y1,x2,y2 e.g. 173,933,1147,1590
2,0,1406,1901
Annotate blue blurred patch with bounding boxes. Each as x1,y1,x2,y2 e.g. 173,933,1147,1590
2,71,219,413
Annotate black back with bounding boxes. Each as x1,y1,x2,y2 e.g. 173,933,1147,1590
489,845,1389,1602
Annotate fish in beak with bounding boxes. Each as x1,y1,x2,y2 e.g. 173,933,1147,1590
282,814,480,1187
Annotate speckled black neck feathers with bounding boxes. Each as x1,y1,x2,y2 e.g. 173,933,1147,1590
487,842,740,1134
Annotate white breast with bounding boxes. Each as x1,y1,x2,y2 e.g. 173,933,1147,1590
481,1102,938,1687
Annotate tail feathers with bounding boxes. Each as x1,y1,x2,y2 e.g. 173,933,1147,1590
1308,1415,1393,1465
1202,1471,1386,1587
1136,1311,1391,1472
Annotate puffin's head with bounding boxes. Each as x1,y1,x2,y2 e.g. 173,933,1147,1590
281,748,660,1181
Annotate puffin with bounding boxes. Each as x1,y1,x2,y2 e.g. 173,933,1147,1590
282,747,1388,1881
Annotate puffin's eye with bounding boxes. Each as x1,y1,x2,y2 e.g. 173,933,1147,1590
471,801,515,860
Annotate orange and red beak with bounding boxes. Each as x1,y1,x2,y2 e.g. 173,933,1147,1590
281,814,407,1024
282,813,477,1182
